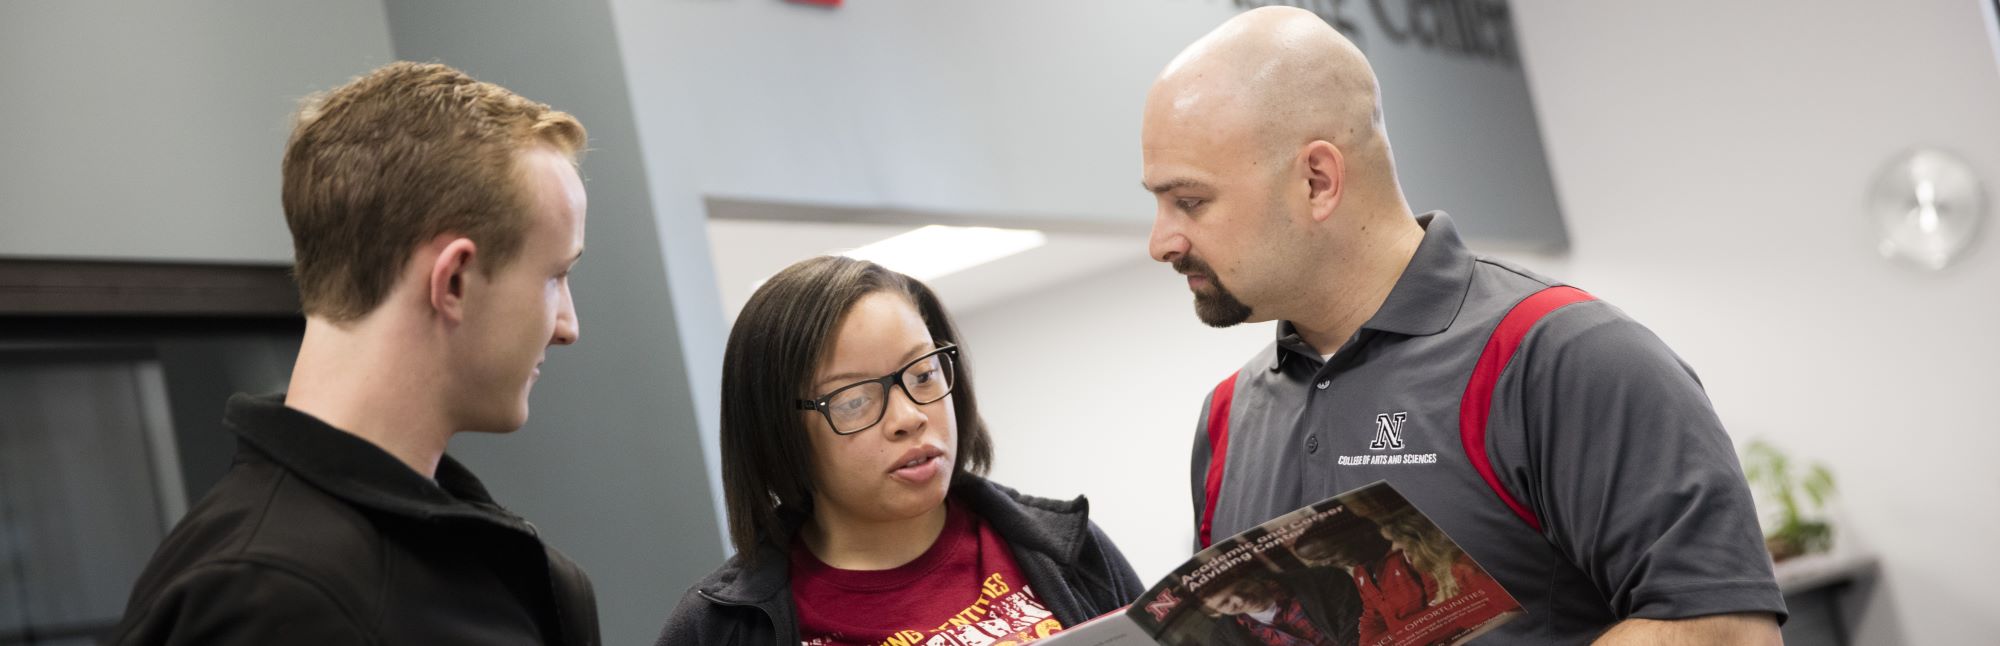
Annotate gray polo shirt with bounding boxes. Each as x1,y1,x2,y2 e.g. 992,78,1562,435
1190,213,1785,643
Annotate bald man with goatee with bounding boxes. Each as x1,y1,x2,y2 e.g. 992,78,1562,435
1145,7,1784,644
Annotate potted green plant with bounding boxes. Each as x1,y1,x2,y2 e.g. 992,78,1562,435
1742,440,1836,562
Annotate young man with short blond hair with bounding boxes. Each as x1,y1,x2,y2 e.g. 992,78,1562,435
115,61,599,645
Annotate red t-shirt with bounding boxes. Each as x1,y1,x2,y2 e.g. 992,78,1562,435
791,502,1066,646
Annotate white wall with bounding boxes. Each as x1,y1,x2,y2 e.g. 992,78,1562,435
965,1,2000,643
0,0,394,263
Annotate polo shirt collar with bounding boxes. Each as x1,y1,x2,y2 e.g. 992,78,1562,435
1272,212,1475,369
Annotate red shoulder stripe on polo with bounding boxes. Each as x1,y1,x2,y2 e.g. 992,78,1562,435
1199,370,1240,549
1459,285,1596,534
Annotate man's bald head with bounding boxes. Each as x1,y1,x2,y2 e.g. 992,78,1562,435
1146,6,1388,164
1143,6,1420,333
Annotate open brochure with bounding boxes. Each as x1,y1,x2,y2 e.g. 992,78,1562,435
1047,481,1522,646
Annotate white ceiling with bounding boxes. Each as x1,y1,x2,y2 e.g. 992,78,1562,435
706,218,1149,321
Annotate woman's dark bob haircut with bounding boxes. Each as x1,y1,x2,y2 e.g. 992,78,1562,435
719,255,992,556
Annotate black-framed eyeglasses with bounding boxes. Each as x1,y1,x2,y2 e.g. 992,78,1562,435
795,344,959,435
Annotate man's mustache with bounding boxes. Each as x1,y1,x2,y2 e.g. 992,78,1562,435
1172,255,1214,278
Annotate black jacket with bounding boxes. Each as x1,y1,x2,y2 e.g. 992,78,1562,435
655,477,1145,646
111,394,600,645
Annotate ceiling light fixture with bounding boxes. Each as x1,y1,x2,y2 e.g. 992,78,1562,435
840,225,1048,281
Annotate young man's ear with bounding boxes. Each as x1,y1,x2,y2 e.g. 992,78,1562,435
1302,140,1345,223
427,237,479,323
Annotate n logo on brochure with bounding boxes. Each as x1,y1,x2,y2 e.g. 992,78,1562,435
1144,588,1180,622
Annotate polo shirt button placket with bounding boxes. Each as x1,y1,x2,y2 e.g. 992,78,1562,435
1307,373,1330,455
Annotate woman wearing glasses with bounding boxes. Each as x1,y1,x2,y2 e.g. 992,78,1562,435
656,256,1143,646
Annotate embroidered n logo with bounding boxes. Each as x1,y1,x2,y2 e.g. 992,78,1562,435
1370,412,1408,451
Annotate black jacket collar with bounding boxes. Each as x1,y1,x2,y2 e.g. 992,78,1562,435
223,393,534,534
696,475,1094,607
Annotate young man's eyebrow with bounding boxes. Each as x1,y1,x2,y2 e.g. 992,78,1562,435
1143,178,1212,194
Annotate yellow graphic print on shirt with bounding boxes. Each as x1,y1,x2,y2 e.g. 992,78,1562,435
809,573,1062,646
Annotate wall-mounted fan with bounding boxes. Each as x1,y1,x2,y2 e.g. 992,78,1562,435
1869,148,1987,271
